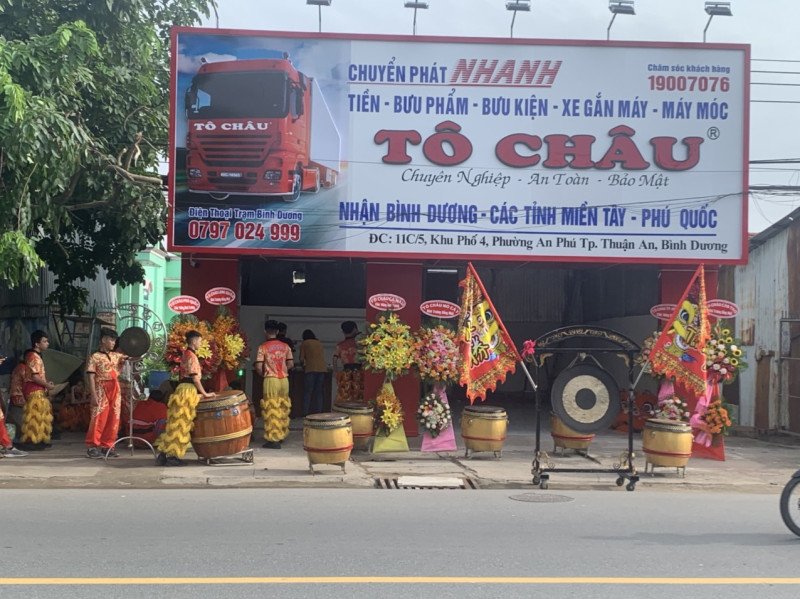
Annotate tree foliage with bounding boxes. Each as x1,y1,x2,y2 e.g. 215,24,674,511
0,0,212,313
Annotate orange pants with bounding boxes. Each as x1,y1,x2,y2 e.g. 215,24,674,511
0,413,11,447
85,378,121,449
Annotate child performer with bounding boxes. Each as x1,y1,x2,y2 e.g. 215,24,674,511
154,330,214,466
255,320,293,449
85,328,126,459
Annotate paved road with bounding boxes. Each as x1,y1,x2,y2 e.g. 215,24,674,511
1,488,798,598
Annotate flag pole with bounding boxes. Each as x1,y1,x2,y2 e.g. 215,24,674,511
519,359,538,391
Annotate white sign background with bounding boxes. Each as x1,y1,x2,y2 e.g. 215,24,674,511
170,30,748,264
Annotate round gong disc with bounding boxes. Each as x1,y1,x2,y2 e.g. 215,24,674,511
118,326,151,358
551,363,620,434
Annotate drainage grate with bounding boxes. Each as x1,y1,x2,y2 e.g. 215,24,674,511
375,477,480,490
508,493,574,503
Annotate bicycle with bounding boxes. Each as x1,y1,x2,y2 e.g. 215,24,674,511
780,469,800,537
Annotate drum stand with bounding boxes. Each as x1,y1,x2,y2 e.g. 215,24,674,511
198,448,254,466
528,326,640,492
104,360,157,460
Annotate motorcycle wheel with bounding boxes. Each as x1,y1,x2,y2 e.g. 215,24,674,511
779,476,800,537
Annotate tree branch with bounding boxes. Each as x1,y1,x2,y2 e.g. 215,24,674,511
107,164,162,185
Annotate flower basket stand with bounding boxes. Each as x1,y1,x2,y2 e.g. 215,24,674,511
371,425,409,453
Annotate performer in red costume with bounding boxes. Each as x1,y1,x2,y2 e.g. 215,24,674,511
20,330,55,449
85,328,126,459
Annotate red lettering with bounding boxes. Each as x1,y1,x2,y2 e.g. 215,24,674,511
374,129,422,164
542,134,596,169
474,59,498,84
513,60,541,85
651,136,704,171
491,60,516,85
495,133,542,167
594,126,650,170
449,59,477,84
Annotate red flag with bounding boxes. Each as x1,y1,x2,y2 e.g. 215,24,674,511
649,264,710,395
457,263,521,403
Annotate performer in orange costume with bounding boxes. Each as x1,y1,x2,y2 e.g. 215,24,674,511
154,330,214,466
85,328,126,459
20,330,55,448
0,357,27,457
255,320,293,449
4,360,27,444
332,321,363,405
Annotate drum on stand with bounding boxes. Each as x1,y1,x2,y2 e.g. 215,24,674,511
333,402,372,449
191,390,253,464
303,412,353,474
461,405,508,458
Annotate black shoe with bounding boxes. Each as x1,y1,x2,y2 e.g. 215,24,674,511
41,442,52,449
155,452,167,466
262,441,282,449
87,447,104,459
164,456,187,467
18,442,44,451
103,448,120,458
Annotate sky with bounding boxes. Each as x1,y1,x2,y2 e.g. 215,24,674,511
199,0,800,234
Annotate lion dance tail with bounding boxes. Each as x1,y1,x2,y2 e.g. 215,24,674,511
155,383,199,458
21,390,53,444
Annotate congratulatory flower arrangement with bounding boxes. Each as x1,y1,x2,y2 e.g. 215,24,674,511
416,391,453,439
704,321,747,385
210,307,250,371
372,382,404,437
358,311,413,381
411,324,459,384
165,315,220,380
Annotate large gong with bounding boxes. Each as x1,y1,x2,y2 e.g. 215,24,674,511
551,363,620,434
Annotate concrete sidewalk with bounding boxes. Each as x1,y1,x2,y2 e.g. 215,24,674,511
2,399,798,492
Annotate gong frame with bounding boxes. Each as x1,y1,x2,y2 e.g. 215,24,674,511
528,325,641,491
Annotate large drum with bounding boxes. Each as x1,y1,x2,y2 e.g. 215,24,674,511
333,402,372,449
642,418,693,474
191,390,253,459
303,412,353,473
550,413,595,452
461,405,507,458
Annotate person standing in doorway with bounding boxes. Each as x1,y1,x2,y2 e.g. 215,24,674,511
299,329,326,416
154,330,215,466
85,328,126,459
255,320,293,449
20,330,55,449
332,321,363,405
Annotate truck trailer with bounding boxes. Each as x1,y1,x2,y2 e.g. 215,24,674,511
184,56,341,202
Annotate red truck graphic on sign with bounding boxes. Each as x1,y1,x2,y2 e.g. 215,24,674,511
184,56,341,202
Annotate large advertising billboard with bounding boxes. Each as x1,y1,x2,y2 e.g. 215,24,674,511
169,28,749,263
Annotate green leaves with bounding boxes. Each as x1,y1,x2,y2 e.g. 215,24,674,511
0,0,213,313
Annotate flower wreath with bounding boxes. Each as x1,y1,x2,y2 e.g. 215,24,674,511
165,315,221,380
411,324,459,384
704,321,747,385
372,382,404,436
210,307,250,371
416,391,453,438
358,311,413,381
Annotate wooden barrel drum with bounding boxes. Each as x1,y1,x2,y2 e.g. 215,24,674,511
461,405,507,458
191,390,253,460
550,413,595,452
334,402,372,449
642,418,693,475
303,412,353,473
